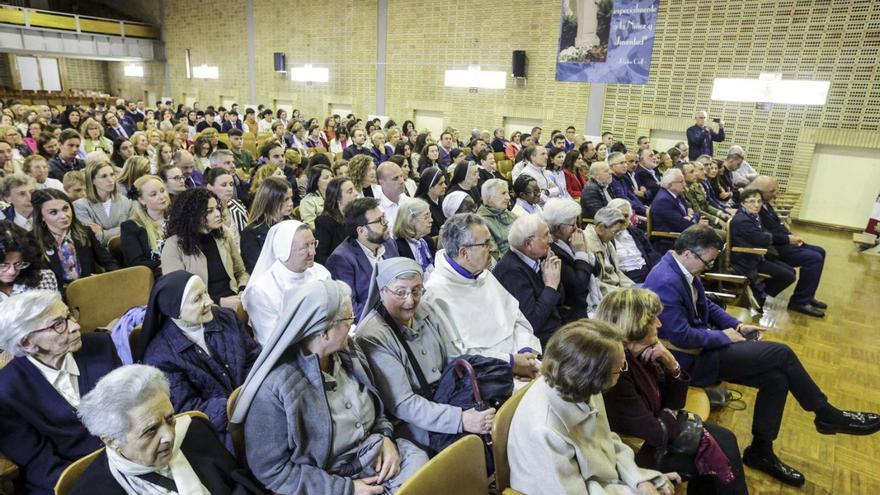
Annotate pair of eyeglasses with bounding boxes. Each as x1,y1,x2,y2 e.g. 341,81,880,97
0,261,30,272
295,240,319,252
693,251,716,269
169,175,185,182
462,240,492,250
34,308,80,335
612,360,629,375
383,286,425,299
742,199,763,205
332,316,355,326
363,216,388,227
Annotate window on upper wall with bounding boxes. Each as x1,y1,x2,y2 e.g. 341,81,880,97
711,73,830,106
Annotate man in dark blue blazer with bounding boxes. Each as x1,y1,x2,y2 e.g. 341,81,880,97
327,197,399,322
643,225,880,487
437,131,455,169
634,148,661,203
649,168,703,251
752,176,827,317
685,111,725,160
607,152,646,215
493,214,563,345
0,291,120,495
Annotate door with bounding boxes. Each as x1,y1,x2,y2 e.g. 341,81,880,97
649,129,684,154
183,93,197,108
800,145,880,229
414,110,444,138
221,96,237,109
503,117,542,140
38,58,61,91
17,56,41,91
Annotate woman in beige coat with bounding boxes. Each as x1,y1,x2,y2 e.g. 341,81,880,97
161,188,248,309
508,320,680,495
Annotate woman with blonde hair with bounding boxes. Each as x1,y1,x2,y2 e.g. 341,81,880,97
128,131,150,158
72,160,134,245
153,141,174,171
595,288,747,495
347,154,378,197
116,155,151,196
79,118,113,154
120,174,169,276
248,163,285,196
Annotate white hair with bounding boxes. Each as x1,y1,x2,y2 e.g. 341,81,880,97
660,168,683,188
78,365,171,442
607,198,632,216
481,178,508,201
588,161,609,178
542,198,581,229
606,152,626,166
507,212,547,250
0,290,64,357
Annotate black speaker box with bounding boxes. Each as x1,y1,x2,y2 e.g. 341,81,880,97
512,50,527,78
273,53,286,72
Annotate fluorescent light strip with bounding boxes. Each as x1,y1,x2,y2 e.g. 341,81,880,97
291,64,329,83
123,64,144,78
711,74,829,105
192,65,219,80
444,66,506,89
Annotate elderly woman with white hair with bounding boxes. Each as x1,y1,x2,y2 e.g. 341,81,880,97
392,198,437,274
607,198,660,283
356,258,497,453
543,197,601,323
230,279,428,494
584,206,635,301
0,290,120,494
242,219,331,344
71,364,260,494
133,271,261,450
476,178,517,259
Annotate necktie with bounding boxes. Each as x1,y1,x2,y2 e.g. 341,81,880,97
117,126,128,139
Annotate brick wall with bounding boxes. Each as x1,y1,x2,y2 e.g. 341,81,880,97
0,54,12,89
106,61,165,102
58,58,110,93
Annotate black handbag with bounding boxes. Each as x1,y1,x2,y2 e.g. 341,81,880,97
668,410,704,456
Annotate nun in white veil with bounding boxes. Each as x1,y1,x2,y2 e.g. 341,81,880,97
241,219,331,344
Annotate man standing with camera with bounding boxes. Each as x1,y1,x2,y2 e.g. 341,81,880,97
686,110,726,160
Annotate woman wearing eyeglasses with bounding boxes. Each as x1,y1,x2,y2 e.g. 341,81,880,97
0,290,120,494
596,288,748,495
133,270,260,451
357,258,497,454
230,279,427,495
507,319,680,495
0,220,58,301
72,160,134,246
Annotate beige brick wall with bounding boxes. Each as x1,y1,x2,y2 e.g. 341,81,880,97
106,61,165,102
601,0,880,190
59,58,110,92
385,0,590,136
162,0,250,106
253,0,378,118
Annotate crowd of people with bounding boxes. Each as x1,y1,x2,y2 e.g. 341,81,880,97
0,98,877,495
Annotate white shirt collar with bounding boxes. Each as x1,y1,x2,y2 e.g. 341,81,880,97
13,210,32,230
357,239,385,263
672,254,695,286
510,247,540,273
27,352,81,406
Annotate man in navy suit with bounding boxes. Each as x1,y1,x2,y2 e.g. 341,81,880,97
327,197,399,321
634,148,661,203
493,214,563,344
643,225,880,487
103,111,130,142
607,152,646,216
751,175,828,317
685,111,725,160
437,131,455,169
0,291,120,495
649,168,705,251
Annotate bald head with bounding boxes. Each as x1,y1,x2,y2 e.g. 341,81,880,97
749,175,777,202
377,161,405,201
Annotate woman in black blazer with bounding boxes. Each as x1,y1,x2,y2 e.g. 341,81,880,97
120,175,169,277
240,176,294,273
314,177,358,264
392,198,437,272
31,189,118,292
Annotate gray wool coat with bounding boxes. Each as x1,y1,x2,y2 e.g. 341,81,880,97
244,338,422,495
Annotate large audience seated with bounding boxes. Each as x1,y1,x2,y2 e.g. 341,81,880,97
0,97,877,494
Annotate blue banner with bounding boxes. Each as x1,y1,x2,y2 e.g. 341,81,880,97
555,0,659,84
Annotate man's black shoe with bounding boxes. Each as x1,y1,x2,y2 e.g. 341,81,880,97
742,447,806,487
815,411,880,436
787,303,825,317
810,298,828,309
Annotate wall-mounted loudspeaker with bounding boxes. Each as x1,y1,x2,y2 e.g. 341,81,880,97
512,50,527,78
274,53,286,72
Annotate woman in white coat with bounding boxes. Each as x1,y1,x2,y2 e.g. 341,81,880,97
508,319,681,495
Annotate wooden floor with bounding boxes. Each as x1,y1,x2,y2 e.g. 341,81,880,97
711,225,880,494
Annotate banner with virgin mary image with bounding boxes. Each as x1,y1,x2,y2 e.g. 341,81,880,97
556,0,659,84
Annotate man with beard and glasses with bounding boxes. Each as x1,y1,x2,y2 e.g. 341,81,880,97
327,197,399,321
